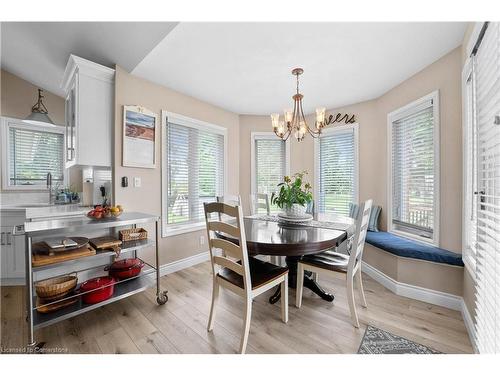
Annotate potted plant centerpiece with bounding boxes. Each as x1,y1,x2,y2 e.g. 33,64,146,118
271,171,313,219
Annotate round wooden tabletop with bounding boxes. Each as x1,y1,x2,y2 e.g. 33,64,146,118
240,214,354,257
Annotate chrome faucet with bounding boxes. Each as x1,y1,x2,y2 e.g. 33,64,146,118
46,172,53,205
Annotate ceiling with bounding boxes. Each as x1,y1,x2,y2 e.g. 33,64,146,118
1,22,467,114
0,22,178,97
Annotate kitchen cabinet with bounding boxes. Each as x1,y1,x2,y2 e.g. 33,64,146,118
62,54,115,168
1,213,26,285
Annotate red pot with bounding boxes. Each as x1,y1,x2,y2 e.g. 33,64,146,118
80,276,115,304
106,258,144,280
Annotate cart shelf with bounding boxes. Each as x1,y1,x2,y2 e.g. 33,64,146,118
32,239,154,281
33,274,155,329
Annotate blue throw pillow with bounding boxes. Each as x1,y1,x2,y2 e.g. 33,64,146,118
367,205,381,232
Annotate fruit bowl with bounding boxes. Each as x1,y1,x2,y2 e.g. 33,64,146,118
87,206,123,220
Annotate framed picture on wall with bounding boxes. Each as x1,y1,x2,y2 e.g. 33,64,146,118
122,105,157,168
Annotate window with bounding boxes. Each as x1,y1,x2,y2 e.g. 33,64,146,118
471,22,500,354
314,124,358,216
161,111,226,236
462,57,478,274
388,91,439,244
251,133,289,212
1,118,65,190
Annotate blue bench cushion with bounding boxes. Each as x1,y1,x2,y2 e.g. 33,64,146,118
365,231,464,267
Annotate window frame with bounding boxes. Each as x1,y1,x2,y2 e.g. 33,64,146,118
1,116,67,191
313,123,360,215
161,110,228,237
250,132,290,197
461,57,478,277
386,91,440,246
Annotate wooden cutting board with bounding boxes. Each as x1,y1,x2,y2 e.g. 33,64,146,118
32,243,96,267
89,236,122,250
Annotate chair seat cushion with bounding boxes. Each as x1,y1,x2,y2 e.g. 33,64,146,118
217,257,288,290
365,231,464,266
299,250,349,273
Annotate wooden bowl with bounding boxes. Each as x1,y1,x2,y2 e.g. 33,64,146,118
35,275,78,301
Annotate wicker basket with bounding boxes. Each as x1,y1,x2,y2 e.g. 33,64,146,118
35,275,78,301
119,228,148,242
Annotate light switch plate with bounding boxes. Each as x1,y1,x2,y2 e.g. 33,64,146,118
134,177,141,187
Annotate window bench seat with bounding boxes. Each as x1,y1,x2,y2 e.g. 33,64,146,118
365,231,464,267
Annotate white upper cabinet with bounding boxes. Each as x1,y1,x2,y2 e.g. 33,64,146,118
62,55,115,168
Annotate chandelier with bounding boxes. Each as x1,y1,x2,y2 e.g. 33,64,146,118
271,68,326,142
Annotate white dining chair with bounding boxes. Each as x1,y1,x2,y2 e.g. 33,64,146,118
295,199,372,328
204,201,289,353
250,193,271,215
216,195,241,222
216,194,241,206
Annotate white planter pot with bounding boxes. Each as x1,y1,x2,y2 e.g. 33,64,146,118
284,203,307,217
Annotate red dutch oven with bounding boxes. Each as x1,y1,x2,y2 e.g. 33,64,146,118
105,258,144,280
80,276,115,304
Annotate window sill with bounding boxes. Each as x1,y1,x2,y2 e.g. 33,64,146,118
389,228,437,247
162,222,206,238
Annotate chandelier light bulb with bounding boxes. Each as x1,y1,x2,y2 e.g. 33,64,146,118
277,121,285,136
271,113,280,129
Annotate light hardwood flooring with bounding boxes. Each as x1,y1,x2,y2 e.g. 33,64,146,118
1,261,473,354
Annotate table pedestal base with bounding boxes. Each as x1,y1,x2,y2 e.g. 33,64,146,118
268,256,335,304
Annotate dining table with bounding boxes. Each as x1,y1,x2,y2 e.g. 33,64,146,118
220,212,356,304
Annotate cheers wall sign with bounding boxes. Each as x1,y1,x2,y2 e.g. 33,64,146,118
324,113,356,125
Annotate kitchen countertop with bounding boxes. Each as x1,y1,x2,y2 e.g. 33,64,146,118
24,212,159,234
0,203,91,220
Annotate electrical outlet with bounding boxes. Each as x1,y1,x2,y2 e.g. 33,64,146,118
133,177,141,187
199,236,205,246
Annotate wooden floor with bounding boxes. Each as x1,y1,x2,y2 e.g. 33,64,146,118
1,261,473,354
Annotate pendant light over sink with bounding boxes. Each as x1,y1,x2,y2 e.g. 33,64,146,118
24,88,56,126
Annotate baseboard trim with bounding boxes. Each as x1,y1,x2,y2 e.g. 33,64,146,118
362,261,462,311
158,252,209,277
0,278,25,286
460,299,478,353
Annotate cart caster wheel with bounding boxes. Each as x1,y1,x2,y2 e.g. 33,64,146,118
156,291,168,305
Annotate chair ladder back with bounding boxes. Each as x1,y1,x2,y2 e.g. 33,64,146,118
204,201,252,291
216,195,242,221
348,199,373,272
250,193,271,215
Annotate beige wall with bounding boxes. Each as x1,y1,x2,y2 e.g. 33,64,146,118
240,47,463,253
1,69,65,124
113,66,240,266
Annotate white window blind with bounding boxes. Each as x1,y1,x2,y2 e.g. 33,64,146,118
473,22,500,354
463,59,478,271
8,126,64,186
165,121,225,227
391,99,436,241
253,136,287,212
317,127,357,216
